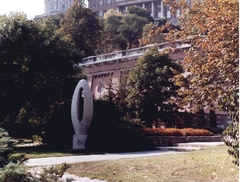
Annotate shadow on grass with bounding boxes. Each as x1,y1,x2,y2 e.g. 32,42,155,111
13,145,82,158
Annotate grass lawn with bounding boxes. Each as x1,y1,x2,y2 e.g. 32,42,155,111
13,146,80,159
67,145,239,182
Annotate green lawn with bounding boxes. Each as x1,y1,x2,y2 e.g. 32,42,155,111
13,146,80,159
67,145,239,182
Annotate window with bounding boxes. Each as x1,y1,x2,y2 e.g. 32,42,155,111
50,4,54,10
107,0,111,4
98,85,104,93
99,11,103,16
176,9,180,17
158,2,161,9
166,6,171,18
92,2,96,7
62,5,65,10
167,10,171,18
99,0,103,5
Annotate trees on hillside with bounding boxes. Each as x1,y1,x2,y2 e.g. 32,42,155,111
61,1,102,57
100,6,151,53
0,13,85,137
126,45,183,127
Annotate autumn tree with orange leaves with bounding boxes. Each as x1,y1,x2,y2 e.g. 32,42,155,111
141,0,238,165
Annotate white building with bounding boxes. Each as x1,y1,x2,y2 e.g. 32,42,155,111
35,0,75,18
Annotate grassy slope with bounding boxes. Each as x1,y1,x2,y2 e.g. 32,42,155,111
67,145,239,182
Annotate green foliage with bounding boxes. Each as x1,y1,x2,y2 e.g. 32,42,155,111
0,163,32,182
158,18,167,27
61,0,102,57
219,90,239,166
43,103,75,149
127,6,154,22
0,128,72,181
34,163,73,182
119,14,148,49
161,0,238,165
100,8,150,53
141,22,165,45
86,100,154,152
126,45,183,127
0,13,85,137
0,163,73,182
0,128,16,168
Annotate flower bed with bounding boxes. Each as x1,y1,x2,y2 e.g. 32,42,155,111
143,128,212,136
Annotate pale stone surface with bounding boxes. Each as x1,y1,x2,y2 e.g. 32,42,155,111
73,134,87,150
71,79,93,135
71,79,93,149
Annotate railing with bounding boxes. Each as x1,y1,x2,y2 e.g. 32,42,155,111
80,41,190,67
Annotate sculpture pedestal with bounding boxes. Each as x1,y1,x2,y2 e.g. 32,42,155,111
73,134,87,149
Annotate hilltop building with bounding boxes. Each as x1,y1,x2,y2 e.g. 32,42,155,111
35,0,192,22
88,0,192,22
35,0,75,19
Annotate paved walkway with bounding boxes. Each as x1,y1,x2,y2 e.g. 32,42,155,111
26,150,181,167
25,142,224,182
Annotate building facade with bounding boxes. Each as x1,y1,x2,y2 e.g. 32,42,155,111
88,0,192,21
44,0,75,15
35,0,75,18
36,0,192,21
79,42,231,129
80,41,188,100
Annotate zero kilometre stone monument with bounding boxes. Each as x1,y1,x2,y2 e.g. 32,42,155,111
71,79,93,149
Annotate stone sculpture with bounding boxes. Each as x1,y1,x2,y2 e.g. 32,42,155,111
71,79,93,149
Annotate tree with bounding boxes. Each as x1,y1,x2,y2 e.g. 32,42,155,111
61,1,102,57
0,127,73,181
153,0,238,164
0,13,85,137
99,10,126,53
140,22,166,46
100,7,150,53
127,5,154,22
119,13,148,49
126,45,183,127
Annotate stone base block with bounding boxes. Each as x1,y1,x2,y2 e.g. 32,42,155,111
73,134,87,149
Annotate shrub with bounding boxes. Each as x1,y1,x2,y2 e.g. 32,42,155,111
86,100,155,152
0,127,73,182
43,103,75,149
143,128,212,136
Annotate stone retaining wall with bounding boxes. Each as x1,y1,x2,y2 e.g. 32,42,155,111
147,135,223,146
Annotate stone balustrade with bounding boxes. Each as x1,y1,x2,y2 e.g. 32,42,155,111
80,41,190,67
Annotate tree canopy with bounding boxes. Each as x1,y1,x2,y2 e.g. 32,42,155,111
142,0,239,165
61,1,102,57
100,7,150,53
0,13,85,137
126,45,183,127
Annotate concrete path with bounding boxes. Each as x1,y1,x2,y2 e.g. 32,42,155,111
25,142,224,182
26,150,181,166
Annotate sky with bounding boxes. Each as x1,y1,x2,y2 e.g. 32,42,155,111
0,0,88,19
0,0,44,19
